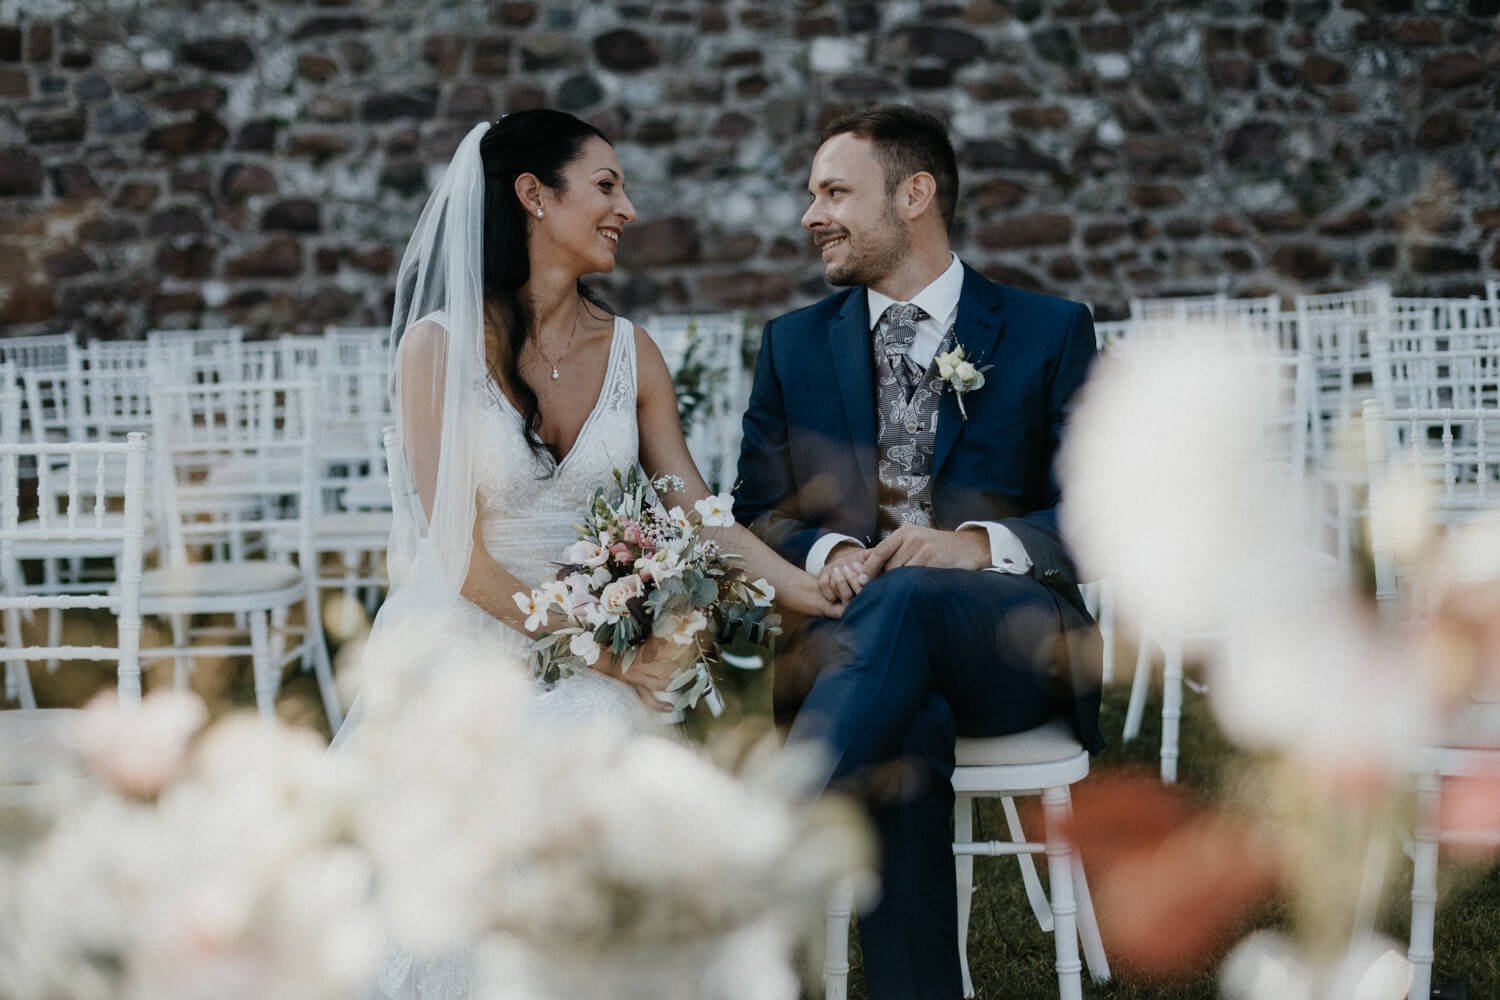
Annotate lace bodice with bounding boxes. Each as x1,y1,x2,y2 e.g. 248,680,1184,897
473,315,639,589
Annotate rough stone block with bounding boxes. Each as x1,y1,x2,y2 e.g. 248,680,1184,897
228,236,302,278
362,90,437,122
152,84,226,113
50,163,99,198
148,205,208,237
145,114,230,154
297,54,338,82
113,181,160,210
1209,57,1257,89
235,119,279,152
1079,22,1130,52
972,178,1029,211
422,34,463,76
157,243,216,279
287,131,352,158
78,217,139,244
1316,208,1375,236
26,23,51,62
25,111,85,144
473,37,508,76
263,199,320,233
1271,243,1333,280
1125,139,1202,176
1129,183,1184,207
0,25,19,62
1303,53,1348,85
446,84,493,121
964,71,1038,100
496,2,537,27
618,217,700,268
964,137,1061,172
1010,105,1069,128
180,37,254,73
1422,53,1484,88
593,28,660,72
891,26,987,64
290,16,369,41
1410,244,1478,273
1223,121,1287,167
0,284,54,323
0,67,25,96
1083,221,1127,246
697,271,791,308
974,213,1073,248
1417,110,1469,147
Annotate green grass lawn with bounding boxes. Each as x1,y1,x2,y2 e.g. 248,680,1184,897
839,682,1500,1000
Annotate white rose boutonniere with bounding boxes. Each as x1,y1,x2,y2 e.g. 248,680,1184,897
934,344,993,420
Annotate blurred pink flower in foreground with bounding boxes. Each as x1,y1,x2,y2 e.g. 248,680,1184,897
76,689,208,799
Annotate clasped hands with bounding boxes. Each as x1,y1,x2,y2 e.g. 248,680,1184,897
818,524,990,607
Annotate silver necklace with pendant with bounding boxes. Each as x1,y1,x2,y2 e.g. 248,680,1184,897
534,306,581,380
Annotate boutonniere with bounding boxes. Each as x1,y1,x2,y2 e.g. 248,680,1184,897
935,345,993,420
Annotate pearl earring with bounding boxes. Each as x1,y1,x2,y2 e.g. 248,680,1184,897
535,208,543,218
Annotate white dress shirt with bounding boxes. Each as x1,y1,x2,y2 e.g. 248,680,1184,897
805,254,1034,577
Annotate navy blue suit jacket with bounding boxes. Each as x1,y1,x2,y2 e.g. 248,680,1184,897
734,263,1103,749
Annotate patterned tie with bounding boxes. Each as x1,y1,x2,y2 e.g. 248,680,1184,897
881,302,927,401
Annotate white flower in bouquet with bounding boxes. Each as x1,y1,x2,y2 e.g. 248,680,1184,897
569,631,603,665
514,588,551,632
693,492,735,527
563,538,610,568
76,688,207,800
666,608,709,645
748,578,776,607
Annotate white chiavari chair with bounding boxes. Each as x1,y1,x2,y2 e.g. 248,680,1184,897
1120,328,1317,781
823,720,1109,1000
0,387,148,708
1361,399,1500,999
142,379,342,729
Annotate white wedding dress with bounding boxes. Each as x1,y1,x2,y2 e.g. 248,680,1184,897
360,315,653,1000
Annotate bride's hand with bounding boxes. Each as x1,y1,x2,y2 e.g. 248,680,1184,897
607,635,687,712
779,569,845,620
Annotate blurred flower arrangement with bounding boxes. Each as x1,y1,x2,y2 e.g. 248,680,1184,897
515,469,780,717
670,322,729,441
0,620,872,1000
1058,330,1500,1000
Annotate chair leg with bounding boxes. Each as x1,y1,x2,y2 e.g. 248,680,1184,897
1071,845,1111,983
248,611,278,718
1042,785,1085,1000
954,793,977,999
1160,635,1183,784
305,588,344,731
43,558,61,673
1097,578,1115,685
824,878,853,1000
1122,630,1153,742
3,606,37,709
1408,768,1440,1000
1003,795,1053,933
169,613,192,689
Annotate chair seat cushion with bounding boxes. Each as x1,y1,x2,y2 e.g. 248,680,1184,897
956,719,1084,767
139,561,302,598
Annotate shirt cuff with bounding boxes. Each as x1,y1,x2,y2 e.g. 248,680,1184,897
806,532,865,576
957,521,1032,574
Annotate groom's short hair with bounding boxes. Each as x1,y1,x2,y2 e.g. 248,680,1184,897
822,105,959,230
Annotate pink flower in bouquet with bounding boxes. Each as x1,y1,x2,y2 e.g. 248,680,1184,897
600,574,645,621
563,572,599,614
609,542,634,565
623,520,645,546
562,539,609,568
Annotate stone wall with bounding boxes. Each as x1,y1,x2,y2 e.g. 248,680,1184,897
1,0,1497,339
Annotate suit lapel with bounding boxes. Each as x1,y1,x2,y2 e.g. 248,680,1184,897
932,266,1006,479
830,292,879,490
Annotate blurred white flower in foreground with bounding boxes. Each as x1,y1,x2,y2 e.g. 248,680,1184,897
1221,931,1411,1000
0,611,872,1000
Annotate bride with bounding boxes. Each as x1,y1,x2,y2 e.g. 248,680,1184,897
343,108,843,1000
344,110,839,740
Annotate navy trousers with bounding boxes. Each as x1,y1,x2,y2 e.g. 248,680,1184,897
786,566,1067,1000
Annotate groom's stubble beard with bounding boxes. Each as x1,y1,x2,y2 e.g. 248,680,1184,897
823,198,909,289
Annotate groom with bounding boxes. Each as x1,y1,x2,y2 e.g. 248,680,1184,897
733,105,1104,999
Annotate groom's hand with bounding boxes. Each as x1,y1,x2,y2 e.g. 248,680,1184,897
818,542,870,605
863,525,990,576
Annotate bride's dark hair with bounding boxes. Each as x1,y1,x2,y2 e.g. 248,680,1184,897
478,109,616,463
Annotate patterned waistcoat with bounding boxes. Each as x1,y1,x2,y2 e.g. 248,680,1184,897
872,324,956,539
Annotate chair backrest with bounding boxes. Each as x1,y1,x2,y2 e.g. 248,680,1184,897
0,387,148,701
146,327,246,385
1294,282,1393,458
149,379,318,569
1370,317,1500,413
643,311,749,492
0,331,78,373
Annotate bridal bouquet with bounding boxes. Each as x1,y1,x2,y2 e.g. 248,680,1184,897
514,469,781,717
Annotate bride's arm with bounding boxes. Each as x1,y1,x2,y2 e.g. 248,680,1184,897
633,325,840,620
